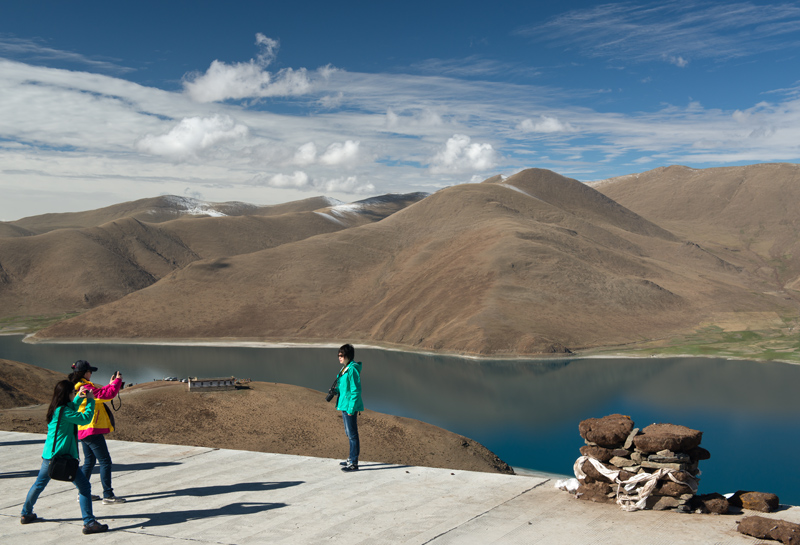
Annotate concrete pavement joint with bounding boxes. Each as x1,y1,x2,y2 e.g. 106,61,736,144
420,480,551,544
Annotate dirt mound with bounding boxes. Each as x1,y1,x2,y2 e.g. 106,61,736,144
0,358,67,409
0,359,511,474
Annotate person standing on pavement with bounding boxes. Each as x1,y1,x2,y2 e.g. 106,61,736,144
20,380,110,534
68,360,126,504
336,344,363,472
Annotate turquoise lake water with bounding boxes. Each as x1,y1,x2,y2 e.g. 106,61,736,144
1,335,798,505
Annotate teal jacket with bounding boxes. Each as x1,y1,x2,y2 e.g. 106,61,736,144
336,361,364,415
43,395,96,460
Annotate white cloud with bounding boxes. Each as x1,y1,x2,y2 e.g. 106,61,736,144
136,115,249,160
182,34,312,103
517,115,576,133
518,2,800,65
429,134,497,174
265,171,311,189
255,171,373,193
320,140,360,166
316,175,374,193
293,142,318,165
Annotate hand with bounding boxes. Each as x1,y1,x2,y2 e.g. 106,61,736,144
112,371,122,382
79,387,95,400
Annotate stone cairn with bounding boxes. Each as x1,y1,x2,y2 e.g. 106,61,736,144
571,414,710,512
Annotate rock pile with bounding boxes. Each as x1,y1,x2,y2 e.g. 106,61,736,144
572,414,710,512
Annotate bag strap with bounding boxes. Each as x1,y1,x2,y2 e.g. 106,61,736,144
50,404,78,458
51,407,63,458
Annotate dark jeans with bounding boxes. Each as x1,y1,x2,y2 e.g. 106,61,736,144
81,434,114,499
22,458,96,525
342,411,360,464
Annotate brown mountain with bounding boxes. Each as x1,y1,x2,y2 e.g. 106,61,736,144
0,193,426,318
0,195,343,236
33,168,792,355
590,163,800,294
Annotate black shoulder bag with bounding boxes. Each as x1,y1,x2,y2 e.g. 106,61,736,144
47,407,80,482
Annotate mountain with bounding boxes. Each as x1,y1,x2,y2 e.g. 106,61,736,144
590,163,800,293
0,193,427,318
33,168,791,355
0,195,342,236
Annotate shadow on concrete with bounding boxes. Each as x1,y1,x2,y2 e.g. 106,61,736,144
121,481,304,503
0,439,45,447
0,469,40,479
112,462,183,472
53,502,288,531
356,463,412,472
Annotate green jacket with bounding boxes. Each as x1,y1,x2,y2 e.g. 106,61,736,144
43,395,95,460
336,361,364,415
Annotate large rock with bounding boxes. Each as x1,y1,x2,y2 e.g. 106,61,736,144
691,493,730,514
578,458,615,483
738,516,800,544
633,423,702,454
579,414,634,448
654,480,694,498
580,445,614,462
576,482,616,504
730,491,780,513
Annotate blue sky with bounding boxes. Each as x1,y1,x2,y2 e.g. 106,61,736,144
2,0,800,220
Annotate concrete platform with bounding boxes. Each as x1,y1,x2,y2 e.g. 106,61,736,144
1,430,797,544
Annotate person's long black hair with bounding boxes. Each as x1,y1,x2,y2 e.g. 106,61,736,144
46,380,75,423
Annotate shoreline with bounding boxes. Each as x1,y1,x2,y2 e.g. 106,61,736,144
15,332,800,366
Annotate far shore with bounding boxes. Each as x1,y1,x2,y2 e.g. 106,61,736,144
14,332,800,366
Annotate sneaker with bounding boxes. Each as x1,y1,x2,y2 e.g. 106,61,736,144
82,521,109,534
102,496,126,504
78,494,102,502
339,460,350,466
341,463,359,472
20,513,38,524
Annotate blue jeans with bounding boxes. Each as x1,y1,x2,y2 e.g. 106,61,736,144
81,434,114,499
22,458,96,525
342,411,360,464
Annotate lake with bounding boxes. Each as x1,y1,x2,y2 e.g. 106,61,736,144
2,335,798,505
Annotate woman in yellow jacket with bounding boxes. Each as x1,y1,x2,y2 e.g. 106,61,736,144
68,360,126,504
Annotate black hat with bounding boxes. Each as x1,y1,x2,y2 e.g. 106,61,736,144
72,360,98,374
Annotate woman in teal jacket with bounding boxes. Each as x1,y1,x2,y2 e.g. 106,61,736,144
20,380,109,535
336,343,363,471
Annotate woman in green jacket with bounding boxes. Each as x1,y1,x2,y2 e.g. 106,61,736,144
20,380,109,535
336,344,363,472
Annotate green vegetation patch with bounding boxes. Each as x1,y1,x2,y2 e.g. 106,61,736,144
0,313,82,334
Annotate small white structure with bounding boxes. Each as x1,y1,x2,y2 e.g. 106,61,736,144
187,376,236,392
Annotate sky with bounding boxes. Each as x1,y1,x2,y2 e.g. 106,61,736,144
1,0,800,220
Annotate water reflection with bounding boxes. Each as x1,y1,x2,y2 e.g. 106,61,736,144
1,336,798,505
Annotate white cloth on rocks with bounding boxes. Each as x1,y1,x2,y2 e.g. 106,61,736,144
572,455,699,512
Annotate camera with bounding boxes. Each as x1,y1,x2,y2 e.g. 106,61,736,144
325,387,338,403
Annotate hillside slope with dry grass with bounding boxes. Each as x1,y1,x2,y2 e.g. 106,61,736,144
32,168,794,356
591,163,800,294
0,193,426,319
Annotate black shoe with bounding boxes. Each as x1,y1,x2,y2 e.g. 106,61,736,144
339,461,350,466
341,463,359,472
20,513,38,524
82,521,109,534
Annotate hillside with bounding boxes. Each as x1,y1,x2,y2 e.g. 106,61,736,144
0,195,339,236
0,359,511,474
590,163,800,294
0,193,426,319
32,168,793,355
